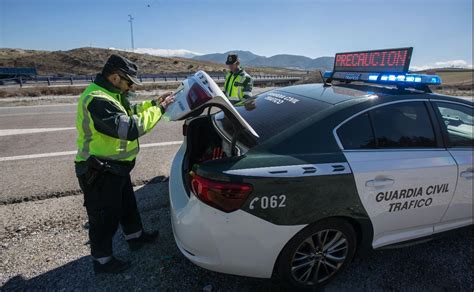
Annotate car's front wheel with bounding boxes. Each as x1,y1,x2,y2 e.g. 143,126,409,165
276,218,357,289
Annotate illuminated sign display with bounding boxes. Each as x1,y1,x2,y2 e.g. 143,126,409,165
333,47,413,73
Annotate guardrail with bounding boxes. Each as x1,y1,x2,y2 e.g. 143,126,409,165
0,73,302,88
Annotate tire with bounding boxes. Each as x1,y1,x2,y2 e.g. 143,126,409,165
276,218,357,290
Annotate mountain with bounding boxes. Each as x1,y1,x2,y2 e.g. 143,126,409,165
194,50,334,71
130,48,202,58
410,60,473,71
0,47,224,75
0,47,301,76
193,50,262,64
307,57,335,71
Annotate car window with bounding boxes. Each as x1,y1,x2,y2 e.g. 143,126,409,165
434,102,473,147
370,102,437,148
337,113,376,149
213,91,331,147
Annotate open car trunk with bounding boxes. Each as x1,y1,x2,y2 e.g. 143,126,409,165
164,70,259,189
182,116,223,196
184,116,223,174
182,114,252,183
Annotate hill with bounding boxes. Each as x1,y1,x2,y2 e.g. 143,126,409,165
194,50,334,71
0,47,301,76
131,48,202,58
194,50,261,64
416,68,473,87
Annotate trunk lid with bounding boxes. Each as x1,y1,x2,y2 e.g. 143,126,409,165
164,70,259,140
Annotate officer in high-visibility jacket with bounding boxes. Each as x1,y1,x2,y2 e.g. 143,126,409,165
75,54,174,274
223,53,253,103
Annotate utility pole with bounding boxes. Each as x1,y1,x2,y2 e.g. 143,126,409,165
128,14,135,52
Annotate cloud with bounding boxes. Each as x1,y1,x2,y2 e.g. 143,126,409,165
109,47,202,58
134,48,203,58
434,60,472,68
410,60,473,71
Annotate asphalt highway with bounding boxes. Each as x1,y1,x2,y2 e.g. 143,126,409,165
0,102,183,204
0,87,276,204
0,92,472,290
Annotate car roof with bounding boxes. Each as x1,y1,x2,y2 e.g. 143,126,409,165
276,83,389,105
275,83,473,106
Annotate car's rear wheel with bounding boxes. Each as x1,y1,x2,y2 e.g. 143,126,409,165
277,218,357,290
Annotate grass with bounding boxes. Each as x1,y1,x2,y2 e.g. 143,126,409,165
0,86,85,98
435,71,473,86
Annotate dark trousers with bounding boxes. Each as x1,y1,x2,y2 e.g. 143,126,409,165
78,172,143,259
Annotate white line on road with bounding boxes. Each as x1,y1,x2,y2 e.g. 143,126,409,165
0,141,182,162
141,141,183,148
0,111,75,117
0,127,76,137
0,103,77,109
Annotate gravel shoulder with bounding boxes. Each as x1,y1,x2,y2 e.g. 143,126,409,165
1,181,472,290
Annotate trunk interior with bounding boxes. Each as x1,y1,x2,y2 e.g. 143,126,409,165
182,116,227,193
182,113,255,194
184,116,223,172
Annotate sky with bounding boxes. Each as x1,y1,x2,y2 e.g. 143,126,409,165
0,0,472,68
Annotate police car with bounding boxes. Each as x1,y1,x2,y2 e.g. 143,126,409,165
167,48,473,289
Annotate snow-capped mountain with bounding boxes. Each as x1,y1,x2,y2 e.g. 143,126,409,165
110,48,202,58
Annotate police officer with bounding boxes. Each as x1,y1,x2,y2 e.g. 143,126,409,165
75,54,174,274
223,53,253,103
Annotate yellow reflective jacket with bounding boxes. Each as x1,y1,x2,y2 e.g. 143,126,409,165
75,74,163,162
224,68,253,101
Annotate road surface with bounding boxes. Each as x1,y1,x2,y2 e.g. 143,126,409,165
0,93,472,290
0,103,183,204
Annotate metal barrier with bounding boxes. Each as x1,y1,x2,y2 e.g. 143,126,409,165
0,73,302,87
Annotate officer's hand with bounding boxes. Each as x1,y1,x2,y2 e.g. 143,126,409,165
154,92,174,109
157,91,173,101
160,94,175,110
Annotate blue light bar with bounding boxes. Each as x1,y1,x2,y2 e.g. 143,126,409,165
323,71,333,79
368,74,379,81
325,71,442,87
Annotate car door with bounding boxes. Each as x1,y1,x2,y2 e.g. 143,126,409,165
431,100,474,232
335,100,458,248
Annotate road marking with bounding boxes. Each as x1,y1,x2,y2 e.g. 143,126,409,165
0,103,77,109
0,127,76,137
141,141,183,148
0,141,182,162
0,111,75,117
0,150,78,161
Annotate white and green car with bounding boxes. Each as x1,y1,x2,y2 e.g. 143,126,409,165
168,48,473,289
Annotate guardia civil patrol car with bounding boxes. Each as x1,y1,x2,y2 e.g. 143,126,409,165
168,48,473,289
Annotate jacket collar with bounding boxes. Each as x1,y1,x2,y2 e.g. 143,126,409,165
94,73,122,95
229,67,243,76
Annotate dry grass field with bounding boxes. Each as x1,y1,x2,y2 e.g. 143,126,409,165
0,47,303,76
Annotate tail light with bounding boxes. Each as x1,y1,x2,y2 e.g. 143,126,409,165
190,174,252,213
187,83,212,110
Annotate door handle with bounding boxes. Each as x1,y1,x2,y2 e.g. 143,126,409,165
460,170,474,179
365,178,395,187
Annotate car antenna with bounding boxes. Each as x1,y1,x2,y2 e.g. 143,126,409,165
320,70,331,87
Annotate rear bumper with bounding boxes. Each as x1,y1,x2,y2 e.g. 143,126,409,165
169,144,306,278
